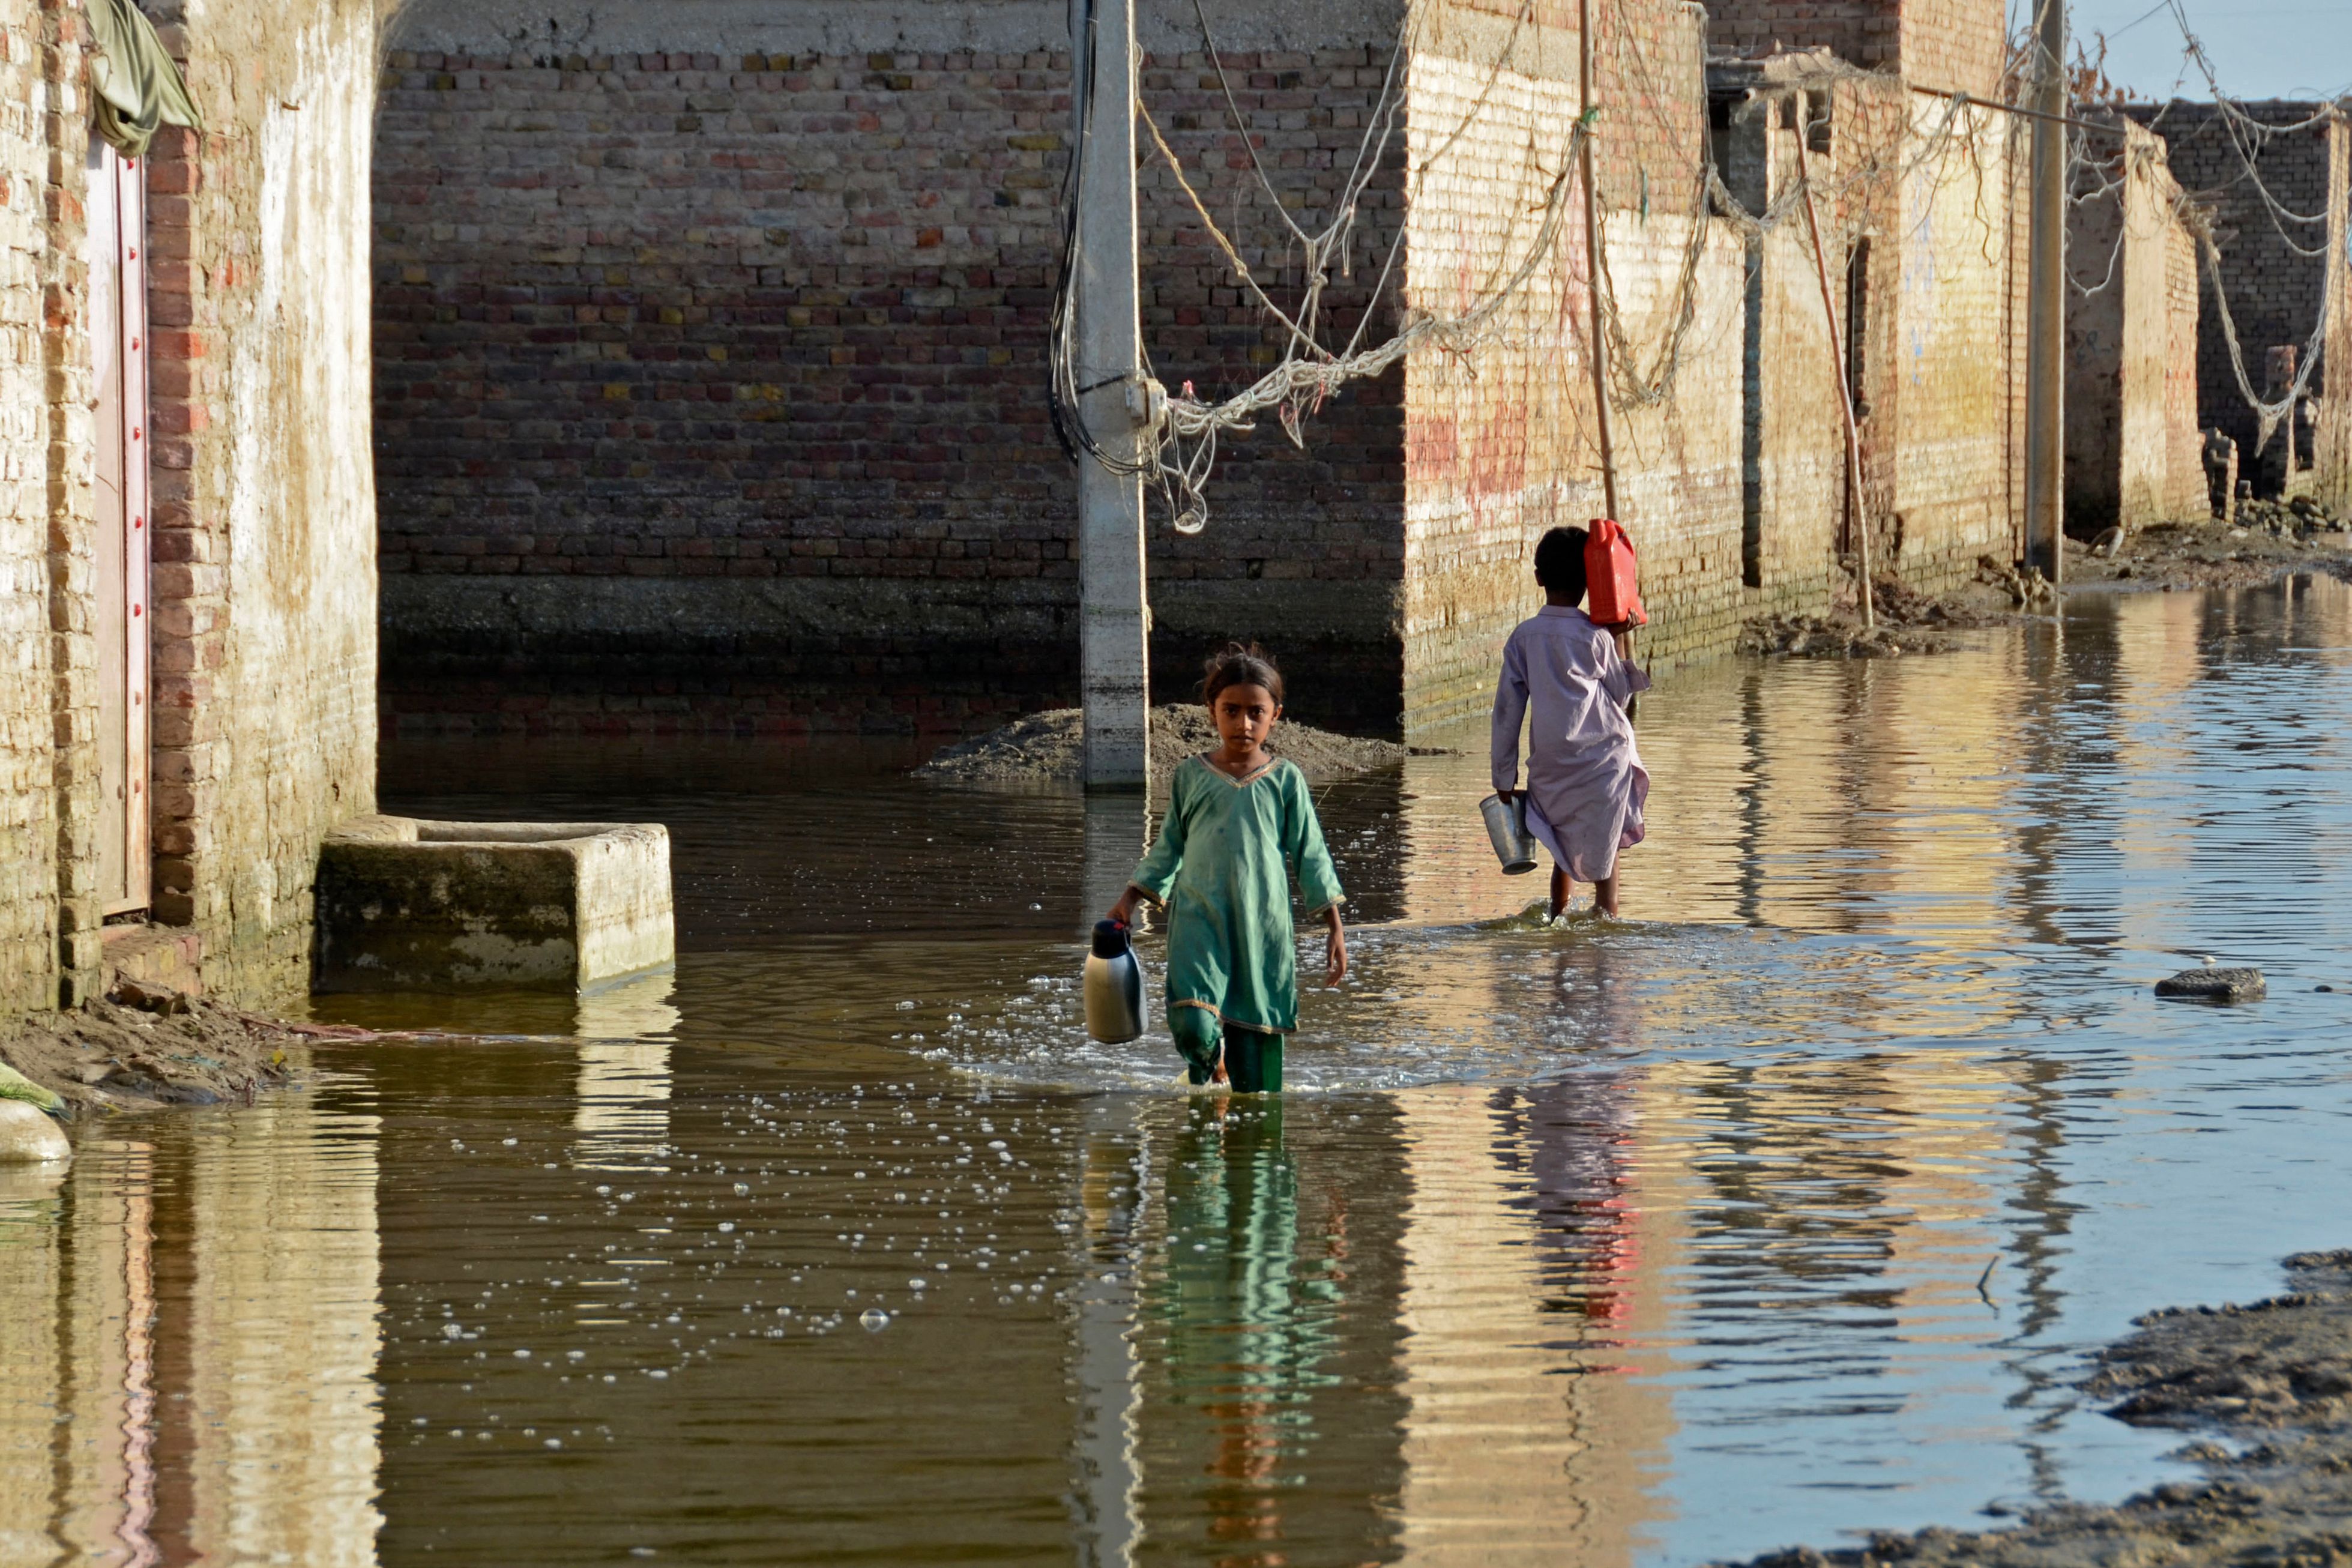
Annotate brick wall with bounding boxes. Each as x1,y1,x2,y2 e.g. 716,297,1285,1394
2066,118,2206,531
137,0,381,1003
0,0,73,1013
2138,101,2348,503
1698,0,1903,71
373,0,1413,737
2318,117,2352,507
1396,24,2031,731
1873,89,2028,577
0,0,381,1021
43,1,105,1007
1693,0,2007,98
2165,175,2207,513
1399,0,1750,730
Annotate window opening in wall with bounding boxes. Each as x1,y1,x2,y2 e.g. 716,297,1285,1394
1805,90,1833,154
1845,238,1872,418
88,134,151,916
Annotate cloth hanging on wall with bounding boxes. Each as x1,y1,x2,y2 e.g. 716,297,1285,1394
87,0,201,158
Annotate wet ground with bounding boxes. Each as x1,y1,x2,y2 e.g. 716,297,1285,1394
8,577,2352,1566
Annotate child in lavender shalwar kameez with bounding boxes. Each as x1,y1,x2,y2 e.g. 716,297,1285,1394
1491,526,1651,918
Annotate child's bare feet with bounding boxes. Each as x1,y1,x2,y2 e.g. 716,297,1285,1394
1210,1054,1229,1086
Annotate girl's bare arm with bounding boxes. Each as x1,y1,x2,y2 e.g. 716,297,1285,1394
1323,906,1348,985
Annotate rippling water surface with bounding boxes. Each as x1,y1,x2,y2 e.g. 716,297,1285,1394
8,580,2352,1566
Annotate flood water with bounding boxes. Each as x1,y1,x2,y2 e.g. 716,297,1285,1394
8,579,2352,1566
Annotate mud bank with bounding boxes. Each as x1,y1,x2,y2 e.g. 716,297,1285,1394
1743,522,2352,660
1727,1249,2352,1568
915,704,1412,788
0,1001,334,1114
2075,515,2352,594
1738,572,2024,659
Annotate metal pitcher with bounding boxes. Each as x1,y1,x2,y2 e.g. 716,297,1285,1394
1083,919,1150,1043
1480,793,1540,875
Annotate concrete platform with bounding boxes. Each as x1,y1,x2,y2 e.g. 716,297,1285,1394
315,816,674,993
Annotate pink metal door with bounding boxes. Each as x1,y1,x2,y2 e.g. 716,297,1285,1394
91,136,150,915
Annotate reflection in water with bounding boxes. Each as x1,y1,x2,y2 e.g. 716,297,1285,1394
1396,1080,1675,1568
1070,1099,1148,1568
11,582,2352,1563
1139,1100,1364,1567
574,969,680,1174
1084,794,1152,938
0,1103,384,1568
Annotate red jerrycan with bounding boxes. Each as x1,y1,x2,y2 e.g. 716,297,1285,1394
1584,518,1647,629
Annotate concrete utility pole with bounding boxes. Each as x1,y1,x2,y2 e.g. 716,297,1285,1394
1072,0,1152,789
2024,0,2067,583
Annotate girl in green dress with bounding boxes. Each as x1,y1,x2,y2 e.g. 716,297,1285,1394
1105,645,1348,1093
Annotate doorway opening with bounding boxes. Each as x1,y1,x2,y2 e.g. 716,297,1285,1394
89,134,152,917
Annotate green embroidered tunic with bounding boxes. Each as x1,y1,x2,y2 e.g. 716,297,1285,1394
1129,755,1346,1035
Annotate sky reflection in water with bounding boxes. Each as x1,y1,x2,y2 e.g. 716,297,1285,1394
5,580,2352,1565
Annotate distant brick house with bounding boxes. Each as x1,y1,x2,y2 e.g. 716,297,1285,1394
2131,100,2351,508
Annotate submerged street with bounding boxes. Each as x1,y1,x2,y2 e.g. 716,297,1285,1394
8,578,2352,1565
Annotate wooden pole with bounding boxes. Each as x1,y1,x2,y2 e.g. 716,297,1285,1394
1577,0,1638,692
1578,0,1620,521
1794,119,1876,630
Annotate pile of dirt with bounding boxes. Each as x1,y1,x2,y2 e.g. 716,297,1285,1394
915,705,1410,789
1738,572,2018,659
1723,1249,2352,1568
0,998,341,1114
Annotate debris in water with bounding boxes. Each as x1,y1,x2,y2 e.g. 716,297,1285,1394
2154,966,2267,1002
0,1100,69,1163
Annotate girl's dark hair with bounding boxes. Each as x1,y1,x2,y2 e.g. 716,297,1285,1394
1533,525,1590,600
1201,641,1285,707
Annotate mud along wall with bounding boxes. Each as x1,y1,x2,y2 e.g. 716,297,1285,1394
373,0,1413,738
141,0,381,1003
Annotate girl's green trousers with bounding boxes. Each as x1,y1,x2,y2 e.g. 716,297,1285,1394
1170,1007,1283,1093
